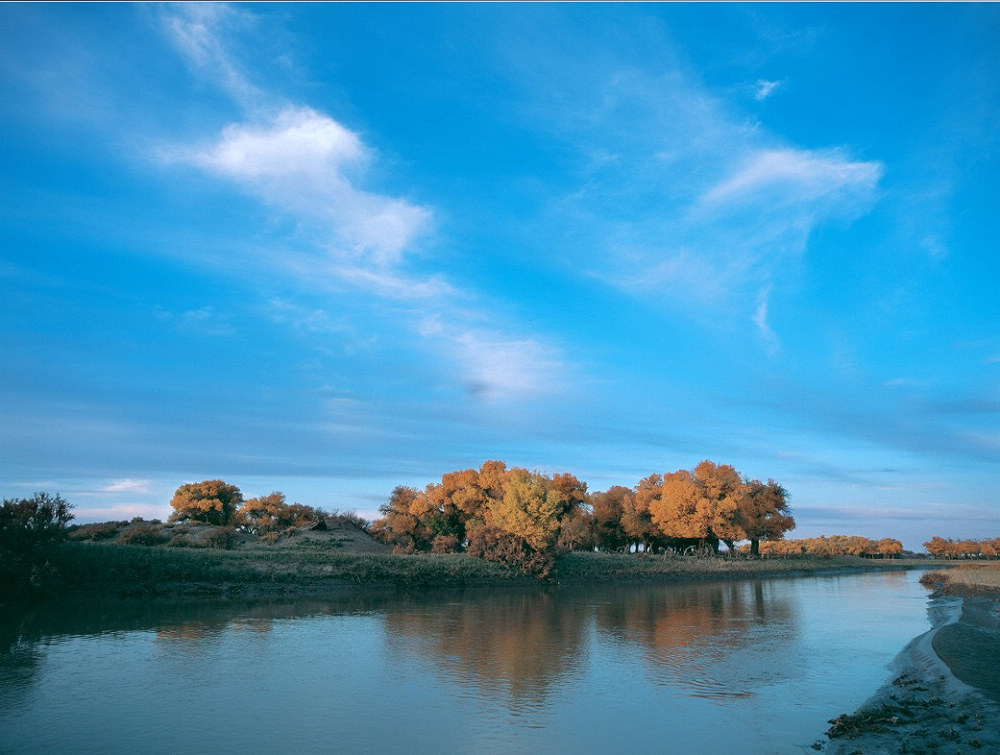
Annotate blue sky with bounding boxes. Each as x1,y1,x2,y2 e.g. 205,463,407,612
2,3,998,551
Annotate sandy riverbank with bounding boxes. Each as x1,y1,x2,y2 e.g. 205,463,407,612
824,587,1000,754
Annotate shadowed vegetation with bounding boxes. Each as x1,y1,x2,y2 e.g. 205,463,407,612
0,493,74,598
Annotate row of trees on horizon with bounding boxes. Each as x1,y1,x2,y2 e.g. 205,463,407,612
924,536,1000,560
159,461,795,559
156,461,797,574
759,535,904,558
2,485,998,595
156,476,996,565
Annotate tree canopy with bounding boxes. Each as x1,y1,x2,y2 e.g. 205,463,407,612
236,492,323,534
370,458,796,571
169,480,243,526
737,479,795,555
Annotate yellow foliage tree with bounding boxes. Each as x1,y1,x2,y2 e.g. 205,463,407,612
648,471,703,539
737,479,795,555
645,461,747,548
237,492,321,534
691,460,746,545
488,468,564,551
169,480,242,526
622,474,660,551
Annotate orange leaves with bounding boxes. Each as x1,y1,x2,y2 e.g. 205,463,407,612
643,461,753,543
738,479,794,554
371,460,586,560
760,535,904,557
924,536,1000,559
650,471,703,539
168,480,243,526
236,491,323,534
371,458,799,563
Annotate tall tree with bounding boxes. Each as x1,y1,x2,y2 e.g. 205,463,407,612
556,508,595,552
624,474,661,551
646,462,747,550
648,470,703,540
371,485,422,552
691,460,746,548
169,480,242,526
737,479,795,556
590,486,632,552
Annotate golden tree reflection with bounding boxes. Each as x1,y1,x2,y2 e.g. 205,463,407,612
383,588,590,705
381,581,798,705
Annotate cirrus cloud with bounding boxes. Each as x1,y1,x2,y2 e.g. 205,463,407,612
700,147,883,208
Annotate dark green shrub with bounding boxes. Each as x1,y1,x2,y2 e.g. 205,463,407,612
116,523,168,547
327,510,369,530
204,527,237,550
0,492,74,596
68,520,128,541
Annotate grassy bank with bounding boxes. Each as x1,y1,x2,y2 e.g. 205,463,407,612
921,561,1000,595
18,541,939,601
40,541,529,597
554,551,932,583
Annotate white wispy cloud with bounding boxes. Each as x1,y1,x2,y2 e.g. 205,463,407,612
754,78,782,102
161,3,266,109
505,36,884,348
700,148,883,208
159,5,433,280
171,106,432,271
154,305,235,336
156,6,576,408
593,142,882,317
326,263,454,300
103,478,151,494
753,285,780,354
590,141,881,341
193,108,365,180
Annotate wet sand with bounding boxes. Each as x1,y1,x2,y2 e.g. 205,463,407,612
824,590,1000,754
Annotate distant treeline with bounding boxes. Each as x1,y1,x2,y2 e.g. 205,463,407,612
759,535,904,558
924,537,1000,560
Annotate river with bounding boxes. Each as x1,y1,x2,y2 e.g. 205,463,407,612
1,570,934,753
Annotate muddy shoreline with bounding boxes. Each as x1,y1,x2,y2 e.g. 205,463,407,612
824,586,1000,754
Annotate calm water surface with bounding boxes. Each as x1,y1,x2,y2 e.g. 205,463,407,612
1,570,933,753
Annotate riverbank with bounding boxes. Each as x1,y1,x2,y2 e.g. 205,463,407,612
6,541,939,603
825,564,1000,753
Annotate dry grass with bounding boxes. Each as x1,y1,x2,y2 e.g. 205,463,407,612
43,542,527,597
33,543,933,601
554,552,927,583
923,562,1000,593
